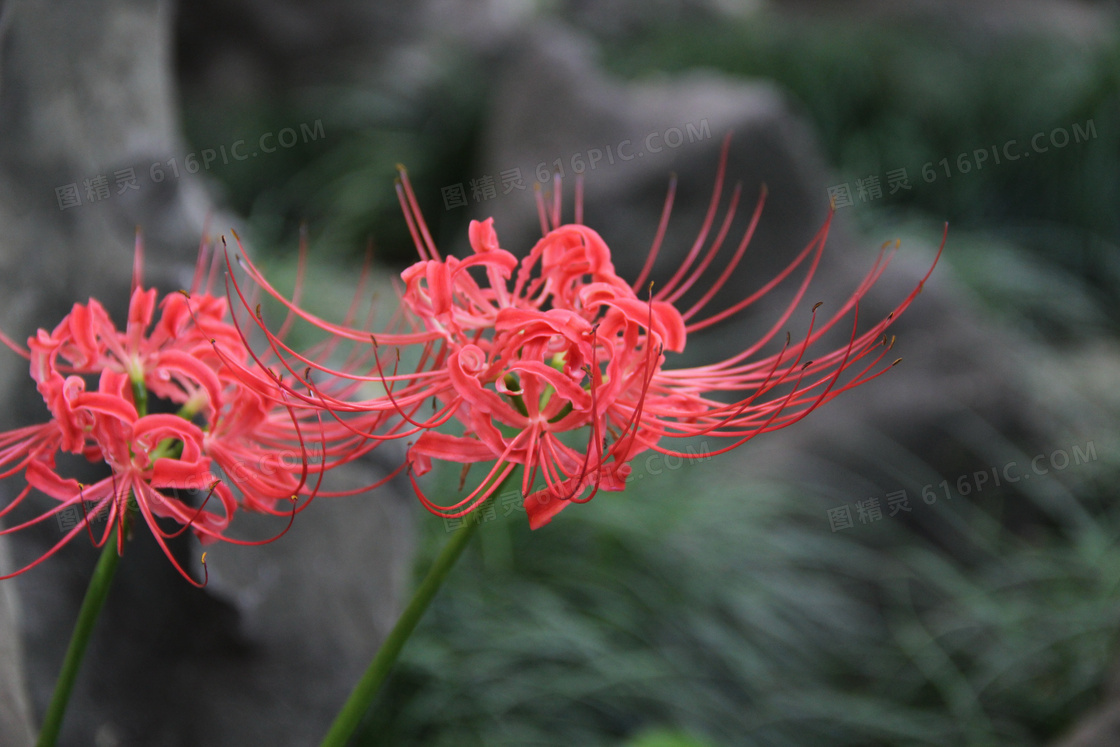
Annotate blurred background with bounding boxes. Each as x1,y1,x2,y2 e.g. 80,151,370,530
3,1,1120,745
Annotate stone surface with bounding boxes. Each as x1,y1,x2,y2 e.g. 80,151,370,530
0,538,34,747
0,2,414,745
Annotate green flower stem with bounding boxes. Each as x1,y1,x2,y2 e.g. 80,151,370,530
129,376,147,419
37,382,151,745
320,493,497,747
36,524,122,747
149,436,184,462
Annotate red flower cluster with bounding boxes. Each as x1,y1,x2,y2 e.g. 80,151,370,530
0,136,942,579
236,136,943,530
0,240,324,584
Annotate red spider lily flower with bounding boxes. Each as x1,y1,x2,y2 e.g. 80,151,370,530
234,135,943,530
0,236,328,585
6,368,234,583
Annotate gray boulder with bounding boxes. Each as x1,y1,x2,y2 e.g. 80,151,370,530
0,2,413,745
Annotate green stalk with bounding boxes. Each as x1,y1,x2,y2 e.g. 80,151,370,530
320,482,507,746
37,380,152,745
35,525,122,747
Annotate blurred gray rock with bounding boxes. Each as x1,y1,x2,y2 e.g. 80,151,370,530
177,0,427,96
0,1,414,745
0,538,34,747
0,0,212,401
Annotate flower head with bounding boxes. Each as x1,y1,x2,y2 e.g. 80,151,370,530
0,236,328,584
236,135,942,529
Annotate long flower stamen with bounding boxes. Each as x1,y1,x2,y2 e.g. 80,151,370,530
215,135,941,530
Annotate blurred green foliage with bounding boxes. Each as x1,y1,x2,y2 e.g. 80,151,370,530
604,12,1120,334
179,10,1120,746
353,445,1117,746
